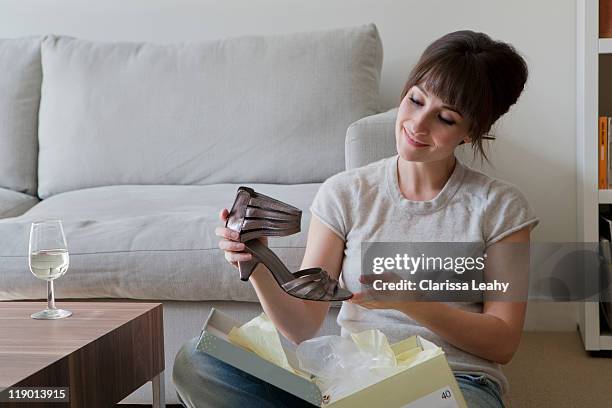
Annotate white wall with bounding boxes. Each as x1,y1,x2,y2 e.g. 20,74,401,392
0,0,578,330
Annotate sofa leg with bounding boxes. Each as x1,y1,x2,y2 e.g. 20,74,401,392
152,371,166,408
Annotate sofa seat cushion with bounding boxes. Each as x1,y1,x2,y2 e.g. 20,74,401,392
0,188,39,219
0,184,320,301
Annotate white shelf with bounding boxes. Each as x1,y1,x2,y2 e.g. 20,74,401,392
598,189,612,203
577,0,612,351
601,333,612,349
599,38,612,54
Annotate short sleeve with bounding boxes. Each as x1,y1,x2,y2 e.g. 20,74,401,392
483,180,539,246
309,173,354,241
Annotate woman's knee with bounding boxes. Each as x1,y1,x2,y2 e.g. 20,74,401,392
172,336,272,408
173,336,237,407
172,337,200,394
456,375,505,408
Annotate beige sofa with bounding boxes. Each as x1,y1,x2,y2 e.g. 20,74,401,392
0,25,405,404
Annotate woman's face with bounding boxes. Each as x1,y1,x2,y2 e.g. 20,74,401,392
395,84,471,163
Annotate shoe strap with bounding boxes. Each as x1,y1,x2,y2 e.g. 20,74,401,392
249,195,300,216
227,187,302,242
245,207,298,221
282,268,339,301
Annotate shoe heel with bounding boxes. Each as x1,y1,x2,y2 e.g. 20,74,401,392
238,258,259,281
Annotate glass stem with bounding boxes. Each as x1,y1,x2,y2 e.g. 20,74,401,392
47,280,56,310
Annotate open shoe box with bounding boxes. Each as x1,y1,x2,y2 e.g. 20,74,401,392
196,308,467,407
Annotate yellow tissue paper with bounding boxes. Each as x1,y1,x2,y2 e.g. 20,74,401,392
227,312,296,373
395,347,423,365
350,329,396,367
227,312,444,404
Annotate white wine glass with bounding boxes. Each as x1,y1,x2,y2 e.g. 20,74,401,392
29,220,72,319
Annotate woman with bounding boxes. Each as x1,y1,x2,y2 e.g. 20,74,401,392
174,30,538,408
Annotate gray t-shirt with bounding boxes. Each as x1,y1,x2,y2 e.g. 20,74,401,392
309,155,539,395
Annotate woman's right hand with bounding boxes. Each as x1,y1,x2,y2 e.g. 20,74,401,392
215,208,268,269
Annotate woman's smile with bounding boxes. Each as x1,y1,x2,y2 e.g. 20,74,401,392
403,126,430,147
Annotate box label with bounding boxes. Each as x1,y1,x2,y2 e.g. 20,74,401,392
401,386,459,408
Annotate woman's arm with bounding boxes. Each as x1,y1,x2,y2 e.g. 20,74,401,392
351,227,530,365
396,302,525,365
218,208,345,345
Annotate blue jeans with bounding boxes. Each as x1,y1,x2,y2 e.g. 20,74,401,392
454,374,505,408
173,337,505,408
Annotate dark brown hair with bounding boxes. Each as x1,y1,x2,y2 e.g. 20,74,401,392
400,30,528,161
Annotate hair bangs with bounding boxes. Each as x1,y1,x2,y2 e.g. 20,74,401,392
419,57,493,132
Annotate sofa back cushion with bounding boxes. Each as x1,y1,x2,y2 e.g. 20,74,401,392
0,38,41,196
37,25,382,198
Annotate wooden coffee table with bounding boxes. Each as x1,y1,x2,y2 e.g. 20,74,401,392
0,302,165,408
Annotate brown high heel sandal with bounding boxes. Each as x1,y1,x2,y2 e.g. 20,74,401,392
225,186,353,302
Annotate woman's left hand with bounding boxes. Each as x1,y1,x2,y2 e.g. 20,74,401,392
347,292,405,310
347,273,428,315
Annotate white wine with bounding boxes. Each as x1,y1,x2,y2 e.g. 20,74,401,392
30,249,69,281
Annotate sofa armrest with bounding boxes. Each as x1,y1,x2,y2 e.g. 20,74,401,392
0,188,38,219
344,108,398,170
